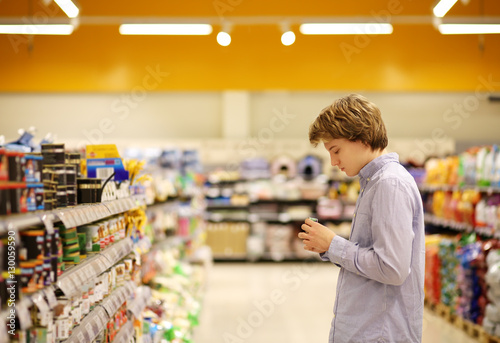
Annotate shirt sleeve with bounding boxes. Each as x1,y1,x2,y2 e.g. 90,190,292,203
322,178,415,286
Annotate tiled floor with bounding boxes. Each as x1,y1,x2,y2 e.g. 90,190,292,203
193,262,479,343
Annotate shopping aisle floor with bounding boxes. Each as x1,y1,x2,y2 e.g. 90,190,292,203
193,262,479,343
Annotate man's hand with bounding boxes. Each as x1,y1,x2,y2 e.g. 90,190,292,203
298,218,336,253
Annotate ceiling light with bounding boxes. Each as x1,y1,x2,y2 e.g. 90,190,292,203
281,31,296,46
217,31,231,46
0,24,74,35
438,23,500,34
300,23,393,35
119,24,213,35
53,0,79,19
279,22,295,46
433,0,459,18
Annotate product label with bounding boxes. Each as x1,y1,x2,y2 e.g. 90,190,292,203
98,308,108,324
85,323,94,339
86,144,129,181
56,318,69,339
82,298,90,315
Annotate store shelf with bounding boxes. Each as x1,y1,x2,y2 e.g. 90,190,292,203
206,212,250,223
0,196,143,234
57,238,133,298
206,211,352,224
65,306,108,343
127,286,152,319
0,240,135,334
419,184,500,194
145,198,181,210
424,213,500,240
424,213,473,232
112,321,135,343
252,198,318,205
206,204,250,210
65,281,136,343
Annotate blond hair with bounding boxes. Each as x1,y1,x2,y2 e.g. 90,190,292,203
309,94,388,151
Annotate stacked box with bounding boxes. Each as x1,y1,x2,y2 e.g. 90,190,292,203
59,226,80,265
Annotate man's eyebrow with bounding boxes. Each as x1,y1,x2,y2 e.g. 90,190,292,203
328,145,338,151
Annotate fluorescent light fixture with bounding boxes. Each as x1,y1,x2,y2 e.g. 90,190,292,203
438,23,500,34
217,31,231,46
300,23,393,35
281,31,296,46
53,0,79,18
433,0,458,18
119,23,213,35
0,24,74,35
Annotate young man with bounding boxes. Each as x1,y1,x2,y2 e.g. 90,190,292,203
299,94,425,342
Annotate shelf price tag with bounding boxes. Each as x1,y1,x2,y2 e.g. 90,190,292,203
120,199,128,212
91,204,99,218
32,293,50,320
84,206,95,222
98,308,108,323
116,293,123,308
79,208,91,225
74,269,87,284
58,275,79,297
117,289,124,304
82,206,92,223
102,203,112,216
77,331,89,343
101,201,113,214
113,200,121,213
81,265,91,280
92,317,101,335
56,210,73,228
43,288,58,308
71,209,83,227
94,257,108,274
85,323,95,339
39,214,55,234
87,205,97,220
111,200,119,214
126,282,134,294
109,200,118,214
98,204,106,218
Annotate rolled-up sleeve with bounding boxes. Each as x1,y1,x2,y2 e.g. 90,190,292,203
320,235,349,264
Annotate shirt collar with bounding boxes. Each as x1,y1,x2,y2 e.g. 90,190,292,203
358,152,400,181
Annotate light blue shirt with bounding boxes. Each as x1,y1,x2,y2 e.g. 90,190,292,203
321,153,425,343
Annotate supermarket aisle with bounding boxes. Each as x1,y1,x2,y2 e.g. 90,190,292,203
193,262,479,343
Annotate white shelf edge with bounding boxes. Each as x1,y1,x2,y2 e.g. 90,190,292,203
0,196,142,234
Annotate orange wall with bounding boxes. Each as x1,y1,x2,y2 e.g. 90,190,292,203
0,0,499,91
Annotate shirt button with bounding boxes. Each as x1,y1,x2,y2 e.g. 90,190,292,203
353,213,356,218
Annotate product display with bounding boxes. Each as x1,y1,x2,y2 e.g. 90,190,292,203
203,155,358,261
0,139,208,343
2,1,499,340
420,145,500,341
